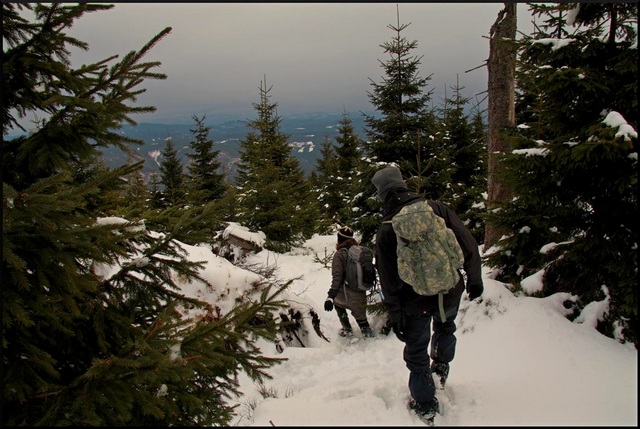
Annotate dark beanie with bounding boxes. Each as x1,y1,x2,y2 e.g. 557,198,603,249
371,166,407,202
337,226,354,244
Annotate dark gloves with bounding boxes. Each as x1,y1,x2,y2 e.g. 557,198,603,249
388,310,406,342
468,283,484,301
324,298,334,312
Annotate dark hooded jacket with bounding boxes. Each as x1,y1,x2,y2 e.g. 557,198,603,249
375,187,483,316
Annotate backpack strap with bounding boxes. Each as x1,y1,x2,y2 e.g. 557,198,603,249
341,247,355,290
437,293,446,323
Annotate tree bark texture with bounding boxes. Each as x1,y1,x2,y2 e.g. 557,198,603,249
485,3,517,249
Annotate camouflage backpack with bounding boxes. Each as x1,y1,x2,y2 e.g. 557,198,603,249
384,200,464,309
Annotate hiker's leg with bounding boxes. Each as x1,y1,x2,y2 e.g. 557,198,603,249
334,305,353,335
429,299,460,388
356,319,374,337
430,299,460,364
345,288,367,319
345,289,372,336
403,313,435,404
349,291,371,335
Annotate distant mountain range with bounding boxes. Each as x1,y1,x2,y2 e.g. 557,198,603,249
100,111,374,181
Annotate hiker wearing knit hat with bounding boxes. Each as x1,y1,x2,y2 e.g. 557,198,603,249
337,226,354,244
371,165,407,202
371,165,484,424
323,226,374,339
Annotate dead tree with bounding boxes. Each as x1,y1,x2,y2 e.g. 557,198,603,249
485,3,517,249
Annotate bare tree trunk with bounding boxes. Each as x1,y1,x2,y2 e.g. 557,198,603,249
484,3,517,249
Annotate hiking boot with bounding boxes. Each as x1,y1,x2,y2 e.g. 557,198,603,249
361,326,375,338
335,306,353,337
357,320,375,338
409,397,439,425
431,361,449,389
338,327,354,337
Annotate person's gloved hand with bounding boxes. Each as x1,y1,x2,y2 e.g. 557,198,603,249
324,298,334,312
389,310,406,342
468,283,484,301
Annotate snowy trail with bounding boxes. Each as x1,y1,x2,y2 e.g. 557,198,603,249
226,236,637,426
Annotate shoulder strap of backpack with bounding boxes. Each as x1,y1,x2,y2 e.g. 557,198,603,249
346,245,357,257
437,292,446,323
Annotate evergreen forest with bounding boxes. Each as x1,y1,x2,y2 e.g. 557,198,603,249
2,2,637,426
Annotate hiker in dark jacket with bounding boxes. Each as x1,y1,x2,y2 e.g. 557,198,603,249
372,165,483,423
324,227,374,338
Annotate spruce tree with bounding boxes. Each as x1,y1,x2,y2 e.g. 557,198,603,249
309,134,341,233
186,114,226,204
345,158,383,247
437,77,487,243
335,112,361,175
466,108,489,243
168,114,232,244
484,2,638,345
310,112,368,233
148,172,164,209
120,147,150,217
2,4,291,425
334,112,367,226
234,77,317,252
158,136,186,207
149,134,229,245
74,156,131,217
362,8,437,180
354,7,440,244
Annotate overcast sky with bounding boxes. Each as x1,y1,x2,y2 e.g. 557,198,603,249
64,3,534,124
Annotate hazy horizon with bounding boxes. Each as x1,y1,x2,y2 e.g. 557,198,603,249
12,3,535,129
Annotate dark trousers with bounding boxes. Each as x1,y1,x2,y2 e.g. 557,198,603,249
335,305,352,330
403,299,460,404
